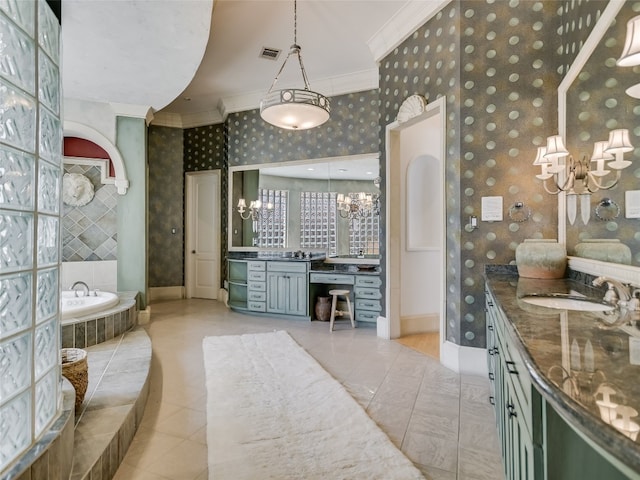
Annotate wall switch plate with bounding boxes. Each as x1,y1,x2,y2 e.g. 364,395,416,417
625,190,640,218
481,196,503,221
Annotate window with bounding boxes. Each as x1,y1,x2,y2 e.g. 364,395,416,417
300,192,337,256
348,198,380,255
255,189,288,248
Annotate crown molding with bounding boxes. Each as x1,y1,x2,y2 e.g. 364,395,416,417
367,0,452,62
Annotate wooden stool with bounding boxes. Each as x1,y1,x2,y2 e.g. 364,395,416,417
329,289,354,332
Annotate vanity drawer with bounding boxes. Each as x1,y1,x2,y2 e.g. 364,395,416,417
355,310,378,323
267,261,308,273
247,261,265,271
355,298,381,312
309,273,355,285
248,291,266,302
248,271,266,281
248,281,266,291
248,301,266,312
355,276,381,288
354,287,382,300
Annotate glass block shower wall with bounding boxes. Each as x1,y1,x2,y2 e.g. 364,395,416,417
0,1,62,474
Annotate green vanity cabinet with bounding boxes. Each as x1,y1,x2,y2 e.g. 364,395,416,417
228,259,248,309
486,289,542,480
485,279,640,480
247,261,266,312
354,275,382,324
266,261,308,317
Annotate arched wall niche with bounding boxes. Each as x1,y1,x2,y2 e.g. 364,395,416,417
63,120,129,194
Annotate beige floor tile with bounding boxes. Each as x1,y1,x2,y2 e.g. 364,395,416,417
457,445,505,480
111,299,503,479
144,439,208,480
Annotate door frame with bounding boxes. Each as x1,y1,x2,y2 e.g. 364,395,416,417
384,96,446,350
185,170,221,299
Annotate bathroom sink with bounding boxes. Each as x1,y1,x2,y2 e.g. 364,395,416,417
520,295,615,312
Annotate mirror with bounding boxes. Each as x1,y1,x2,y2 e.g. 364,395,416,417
562,3,640,267
228,154,380,256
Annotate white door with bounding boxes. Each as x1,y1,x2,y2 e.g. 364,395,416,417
185,171,220,299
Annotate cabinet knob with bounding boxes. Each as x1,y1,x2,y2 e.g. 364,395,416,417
489,396,495,406
507,402,517,418
191,250,196,254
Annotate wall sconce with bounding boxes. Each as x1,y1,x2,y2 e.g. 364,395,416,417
533,129,634,225
237,198,273,221
336,192,380,220
617,15,640,98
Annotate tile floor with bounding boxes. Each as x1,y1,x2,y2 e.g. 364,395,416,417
113,299,504,480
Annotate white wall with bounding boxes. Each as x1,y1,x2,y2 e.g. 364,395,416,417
400,114,443,318
61,260,117,293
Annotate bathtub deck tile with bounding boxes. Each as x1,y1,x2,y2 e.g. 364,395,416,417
74,323,86,348
61,325,74,349
86,319,97,347
105,316,114,340
97,317,105,344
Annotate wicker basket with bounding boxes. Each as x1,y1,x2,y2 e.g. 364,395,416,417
61,348,88,411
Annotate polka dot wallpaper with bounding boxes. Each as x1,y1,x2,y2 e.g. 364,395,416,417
148,126,185,287
379,0,562,347
145,0,625,349
565,1,640,266
226,90,380,167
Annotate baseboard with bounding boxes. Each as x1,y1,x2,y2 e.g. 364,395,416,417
440,340,488,377
148,286,184,303
400,314,439,335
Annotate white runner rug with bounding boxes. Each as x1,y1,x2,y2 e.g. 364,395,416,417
203,330,425,479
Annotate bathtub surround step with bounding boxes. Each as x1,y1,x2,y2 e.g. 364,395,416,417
70,328,151,480
61,292,138,349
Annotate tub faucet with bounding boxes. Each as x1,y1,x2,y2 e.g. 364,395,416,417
71,281,90,298
593,277,631,304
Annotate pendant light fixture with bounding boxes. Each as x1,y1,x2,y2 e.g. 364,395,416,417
259,0,330,130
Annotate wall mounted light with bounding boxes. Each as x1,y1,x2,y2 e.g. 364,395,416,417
533,129,634,225
617,15,640,98
237,198,273,221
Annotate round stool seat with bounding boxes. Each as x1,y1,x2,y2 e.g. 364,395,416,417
329,289,350,296
328,289,354,332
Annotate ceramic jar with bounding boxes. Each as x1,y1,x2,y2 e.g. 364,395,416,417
515,239,567,279
315,296,331,321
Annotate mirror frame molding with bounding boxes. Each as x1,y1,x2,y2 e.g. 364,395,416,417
558,0,639,277
227,153,380,252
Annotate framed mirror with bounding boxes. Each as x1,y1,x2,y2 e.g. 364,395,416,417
228,154,381,257
559,2,640,268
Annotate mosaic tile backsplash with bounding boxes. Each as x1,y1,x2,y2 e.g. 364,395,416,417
62,164,117,261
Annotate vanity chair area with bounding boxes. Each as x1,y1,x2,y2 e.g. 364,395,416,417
227,155,382,327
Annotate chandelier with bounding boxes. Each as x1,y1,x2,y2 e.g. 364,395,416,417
259,0,330,130
532,129,633,225
237,198,273,221
336,192,379,220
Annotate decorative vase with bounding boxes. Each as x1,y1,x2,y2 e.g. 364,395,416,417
61,348,88,411
315,296,331,321
515,239,566,279
574,239,632,265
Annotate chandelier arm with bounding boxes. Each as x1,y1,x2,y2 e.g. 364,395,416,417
587,170,622,191
542,178,562,195
296,50,313,91
265,49,296,94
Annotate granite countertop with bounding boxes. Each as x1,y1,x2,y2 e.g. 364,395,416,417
309,263,380,275
485,269,640,472
227,251,326,262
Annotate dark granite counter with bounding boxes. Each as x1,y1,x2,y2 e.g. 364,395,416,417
485,268,640,473
227,251,326,262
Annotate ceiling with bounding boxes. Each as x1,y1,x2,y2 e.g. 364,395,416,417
61,0,447,128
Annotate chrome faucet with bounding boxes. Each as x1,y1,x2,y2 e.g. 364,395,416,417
592,277,631,304
70,281,90,298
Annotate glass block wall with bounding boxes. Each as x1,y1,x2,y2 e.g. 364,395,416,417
0,0,62,474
